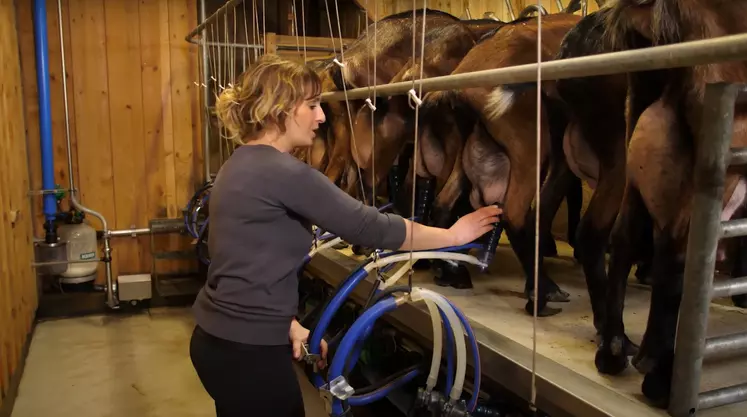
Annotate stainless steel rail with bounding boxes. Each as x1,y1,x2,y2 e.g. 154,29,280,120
670,83,747,417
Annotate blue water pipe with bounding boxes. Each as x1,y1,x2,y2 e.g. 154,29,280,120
326,296,401,416
33,0,58,242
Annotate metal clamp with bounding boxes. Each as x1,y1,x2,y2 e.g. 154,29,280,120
301,343,323,372
321,375,355,401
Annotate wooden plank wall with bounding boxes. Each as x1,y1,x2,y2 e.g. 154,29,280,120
0,0,38,410
364,0,600,21
17,0,202,286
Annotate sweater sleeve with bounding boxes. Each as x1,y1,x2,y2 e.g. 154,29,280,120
277,162,407,250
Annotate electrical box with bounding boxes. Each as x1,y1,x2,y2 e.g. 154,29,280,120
118,274,152,302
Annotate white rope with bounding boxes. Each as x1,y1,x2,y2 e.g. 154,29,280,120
324,0,367,205
253,0,260,60
242,0,250,68
406,1,428,289
292,1,301,55
232,10,237,87
531,0,543,411
262,0,267,54
364,0,378,207
300,0,307,62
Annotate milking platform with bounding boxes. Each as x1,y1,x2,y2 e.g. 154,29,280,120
304,239,747,417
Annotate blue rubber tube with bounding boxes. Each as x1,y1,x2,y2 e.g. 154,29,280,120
33,0,56,223
309,262,373,387
327,297,399,416
445,299,481,411
347,368,421,406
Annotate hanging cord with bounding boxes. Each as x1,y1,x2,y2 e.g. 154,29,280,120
253,0,260,60
531,1,542,413
262,0,267,54
243,0,250,67
290,1,308,62
232,9,237,88
406,1,428,291
324,0,367,205
292,1,301,56
364,0,378,208
301,0,308,62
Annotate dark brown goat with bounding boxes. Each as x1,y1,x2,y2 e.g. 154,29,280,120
597,0,747,407
312,9,465,200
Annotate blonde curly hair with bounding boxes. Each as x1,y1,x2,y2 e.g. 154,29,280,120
214,54,322,146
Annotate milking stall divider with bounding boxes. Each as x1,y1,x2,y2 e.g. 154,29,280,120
186,1,747,417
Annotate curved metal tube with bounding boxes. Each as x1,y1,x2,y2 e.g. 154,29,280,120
57,0,117,308
503,0,516,20
518,4,549,19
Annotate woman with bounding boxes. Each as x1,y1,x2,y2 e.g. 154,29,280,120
189,54,501,417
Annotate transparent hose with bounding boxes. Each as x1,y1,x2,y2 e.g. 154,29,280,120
413,288,467,402
423,298,443,391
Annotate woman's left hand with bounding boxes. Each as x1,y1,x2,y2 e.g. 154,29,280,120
289,319,328,369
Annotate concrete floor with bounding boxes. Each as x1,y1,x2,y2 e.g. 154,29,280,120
10,307,329,417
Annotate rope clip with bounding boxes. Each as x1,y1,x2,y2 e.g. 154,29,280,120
407,88,423,108
333,58,345,68
365,98,377,111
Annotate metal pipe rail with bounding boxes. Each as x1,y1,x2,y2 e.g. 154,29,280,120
670,83,747,417
319,33,747,102
185,0,245,44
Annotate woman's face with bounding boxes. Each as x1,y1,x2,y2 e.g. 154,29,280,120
285,94,325,148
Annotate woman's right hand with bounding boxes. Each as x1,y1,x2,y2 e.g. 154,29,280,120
448,205,503,246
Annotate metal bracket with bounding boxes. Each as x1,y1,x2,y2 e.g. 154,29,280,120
301,343,323,372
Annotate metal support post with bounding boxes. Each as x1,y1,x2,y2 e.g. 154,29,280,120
669,82,738,417
200,0,212,181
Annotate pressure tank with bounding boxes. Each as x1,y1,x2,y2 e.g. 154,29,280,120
58,212,98,284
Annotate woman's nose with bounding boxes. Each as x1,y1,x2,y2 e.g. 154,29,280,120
315,107,326,123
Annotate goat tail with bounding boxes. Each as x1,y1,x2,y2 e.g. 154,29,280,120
485,81,559,120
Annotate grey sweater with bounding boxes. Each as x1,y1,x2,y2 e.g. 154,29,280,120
192,144,407,346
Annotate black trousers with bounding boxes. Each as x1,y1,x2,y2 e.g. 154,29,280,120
189,325,306,417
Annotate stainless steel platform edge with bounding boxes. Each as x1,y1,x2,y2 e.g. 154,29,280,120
305,249,666,417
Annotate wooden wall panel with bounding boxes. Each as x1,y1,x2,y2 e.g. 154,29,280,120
363,0,599,21
0,0,38,408
17,0,202,285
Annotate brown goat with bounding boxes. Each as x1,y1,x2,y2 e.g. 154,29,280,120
598,0,747,407
416,13,582,317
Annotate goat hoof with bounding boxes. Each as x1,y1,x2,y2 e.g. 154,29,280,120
733,294,747,308
624,335,640,357
413,259,431,270
547,289,571,303
595,339,629,375
525,289,570,303
541,241,558,258
525,301,562,317
434,263,473,289
332,241,349,250
632,352,657,374
351,245,375,257
641,352,673,409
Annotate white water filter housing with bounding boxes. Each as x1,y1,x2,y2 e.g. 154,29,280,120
58,220,99,280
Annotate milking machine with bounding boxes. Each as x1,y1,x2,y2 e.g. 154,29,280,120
300,232,512,416
184,180,213,266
